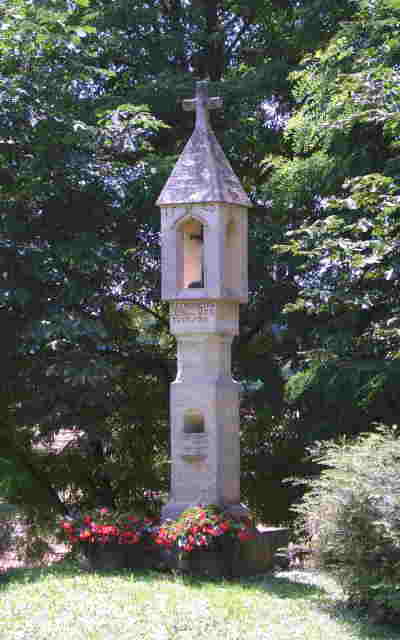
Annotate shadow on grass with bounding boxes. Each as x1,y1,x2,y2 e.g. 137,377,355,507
0,562,397,639
314,598,398,640
176,571,324,600
0,560,320,598
0,557,84,588
0,557,158,590
237,572,398,640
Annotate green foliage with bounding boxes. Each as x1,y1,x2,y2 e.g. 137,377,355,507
0,521,13,556
1,0,399,535
0,501,17,556
0,0,312,530
269,0,400,458
0,0,173,528
294,427,400,623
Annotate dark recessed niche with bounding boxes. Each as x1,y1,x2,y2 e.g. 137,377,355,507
184,410,205,434
177,218,205,289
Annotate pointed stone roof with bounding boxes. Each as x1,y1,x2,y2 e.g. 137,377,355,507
157,81,252,207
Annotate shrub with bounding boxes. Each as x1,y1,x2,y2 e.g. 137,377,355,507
0,504,18,556
293,426,400,623
0,521,13,555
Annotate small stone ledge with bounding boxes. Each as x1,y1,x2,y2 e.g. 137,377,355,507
233,527,289,577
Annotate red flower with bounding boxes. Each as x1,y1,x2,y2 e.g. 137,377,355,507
95,524,118,537
238,530,255,542
127,516,139,523
79,529,91,540
121,531,140,544
100,507,109,514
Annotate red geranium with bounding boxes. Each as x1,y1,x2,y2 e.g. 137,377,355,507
59,505,256,554
59,508,159,548
155,505,255,552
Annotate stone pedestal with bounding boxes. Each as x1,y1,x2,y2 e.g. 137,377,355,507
161,308,247,521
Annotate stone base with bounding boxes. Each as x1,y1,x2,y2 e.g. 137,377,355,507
160,527,289,578
80,542,164,572
234,527,289,577
80,527,289,577
81,542,126,571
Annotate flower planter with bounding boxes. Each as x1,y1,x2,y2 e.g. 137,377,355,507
61,505,271,577
125,542,164,571
79,541,165,571
81,542,127,571
62,508,162,571
177,537,238,578
179,549,225,577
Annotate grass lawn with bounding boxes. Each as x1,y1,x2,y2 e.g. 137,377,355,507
0,562,397,640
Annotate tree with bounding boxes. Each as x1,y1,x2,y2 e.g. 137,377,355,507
0,0,173,518
2,0,396,528
272,0,400,445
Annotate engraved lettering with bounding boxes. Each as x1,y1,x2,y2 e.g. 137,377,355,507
181,433,208,461
170,302,216,322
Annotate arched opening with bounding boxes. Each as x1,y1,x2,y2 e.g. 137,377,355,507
224,217,240,294
184,410,205,434
178,218,204,289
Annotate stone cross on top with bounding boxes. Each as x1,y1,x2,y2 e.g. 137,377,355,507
182,81,223,130
157,78,251,208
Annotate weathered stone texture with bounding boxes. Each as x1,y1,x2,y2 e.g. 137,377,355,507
159,81,250,527
157,82,251,208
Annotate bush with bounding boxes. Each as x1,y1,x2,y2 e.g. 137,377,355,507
0,521,13,555
0,504,18,556
293,426,400,624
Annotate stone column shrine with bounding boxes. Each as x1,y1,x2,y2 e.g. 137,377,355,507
157,81,251,521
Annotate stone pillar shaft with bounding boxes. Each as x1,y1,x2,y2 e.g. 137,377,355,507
162,312,241,520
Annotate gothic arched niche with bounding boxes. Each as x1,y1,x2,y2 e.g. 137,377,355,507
224,216,240,294
176,217,204,289
183,409,205,434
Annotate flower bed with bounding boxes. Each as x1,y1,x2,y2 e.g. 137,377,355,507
60,505,256,573
61,508,158,547
60,508,161,570
154,505,255,552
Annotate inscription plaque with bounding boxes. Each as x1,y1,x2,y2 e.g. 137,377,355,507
181,433,208,461
171,303,216,323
